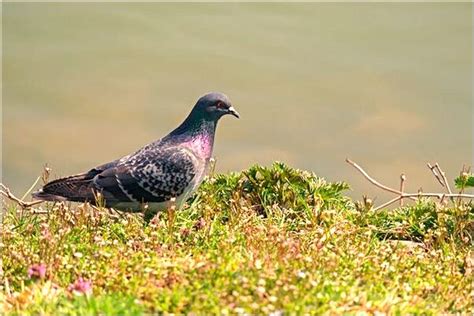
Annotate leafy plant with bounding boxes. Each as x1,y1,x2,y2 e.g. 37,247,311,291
455,172,474,190
1,163,472,315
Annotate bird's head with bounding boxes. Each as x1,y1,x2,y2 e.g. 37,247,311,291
168,92,240,139
193,92,240,121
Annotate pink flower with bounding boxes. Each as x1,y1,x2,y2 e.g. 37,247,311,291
68,277,92,295
27,263,46,279
194,218,206,230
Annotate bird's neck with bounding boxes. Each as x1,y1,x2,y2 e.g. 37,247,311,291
169,115,217,138
166,117,217,159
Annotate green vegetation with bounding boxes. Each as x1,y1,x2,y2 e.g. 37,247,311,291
1,163,473,314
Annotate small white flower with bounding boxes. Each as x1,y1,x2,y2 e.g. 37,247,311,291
297,270,306,279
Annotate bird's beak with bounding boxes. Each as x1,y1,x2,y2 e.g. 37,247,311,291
228,106,240,119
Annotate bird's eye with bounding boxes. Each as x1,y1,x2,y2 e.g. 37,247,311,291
215,101,226,109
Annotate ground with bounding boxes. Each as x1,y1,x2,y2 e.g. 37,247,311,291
1,163,473,315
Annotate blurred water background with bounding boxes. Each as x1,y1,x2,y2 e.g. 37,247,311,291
2,3,472,201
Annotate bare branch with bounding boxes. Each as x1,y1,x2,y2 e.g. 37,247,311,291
435,163,452,194
427,163,445,187
346,159,416,201
346,159,474,211
373,196,403,212
369,193,474,212
439,194,447,205
427,162,453,195
399,174,406,206
0,183,43,209
400,192,474,199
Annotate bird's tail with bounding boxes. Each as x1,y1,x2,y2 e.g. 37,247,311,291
32,173,96,203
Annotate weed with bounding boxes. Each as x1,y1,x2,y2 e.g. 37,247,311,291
1,163,472,314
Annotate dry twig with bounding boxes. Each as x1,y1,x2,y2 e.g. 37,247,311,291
345,159,416,201
399,174,406,206
436,163,453,194
346,159,474,211
0,183,43,209
427,163,444,187
427,162,453,194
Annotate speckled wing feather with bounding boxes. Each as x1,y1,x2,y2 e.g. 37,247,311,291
94,146,197,204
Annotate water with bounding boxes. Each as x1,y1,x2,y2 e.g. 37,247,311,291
2,3,472,202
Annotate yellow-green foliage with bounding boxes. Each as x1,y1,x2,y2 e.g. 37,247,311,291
1,163,473,315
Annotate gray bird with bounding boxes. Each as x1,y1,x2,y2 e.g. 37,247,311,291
33,92,239,212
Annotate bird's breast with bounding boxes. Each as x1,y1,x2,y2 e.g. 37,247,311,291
182,134,214,160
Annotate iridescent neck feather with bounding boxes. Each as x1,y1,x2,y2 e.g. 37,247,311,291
166,118,216,159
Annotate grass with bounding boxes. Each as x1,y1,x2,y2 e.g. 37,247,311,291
1,162,473,314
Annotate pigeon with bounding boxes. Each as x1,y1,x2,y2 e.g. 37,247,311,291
33,92,239,212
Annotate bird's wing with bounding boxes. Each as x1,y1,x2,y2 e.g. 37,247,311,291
32,159,121,202
93,147,197,204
